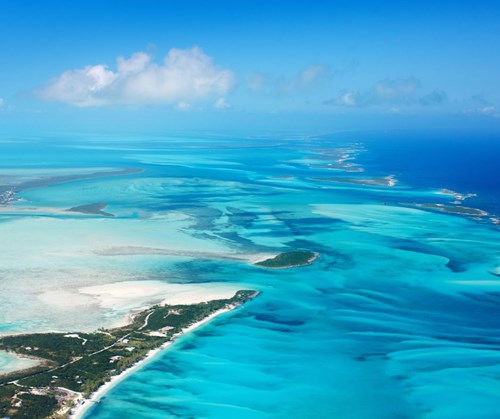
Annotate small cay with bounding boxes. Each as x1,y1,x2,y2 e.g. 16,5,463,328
66,203,114,217
255,251,318,269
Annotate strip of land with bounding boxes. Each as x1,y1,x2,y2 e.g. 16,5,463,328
0,290,259,419
400,202,488,217
311,175,397,187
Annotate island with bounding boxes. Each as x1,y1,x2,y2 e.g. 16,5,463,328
66,203,114,217
0,290,259,419
438,188,477,204
400,202,488,217
255,251,318,269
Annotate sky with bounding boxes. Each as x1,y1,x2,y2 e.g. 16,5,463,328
0,0,499,133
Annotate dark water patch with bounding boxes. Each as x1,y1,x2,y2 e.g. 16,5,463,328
244,230,299,238
226,206,257,228
251,210,291,217
253,314,305,327
461,291,500,307
178,343,197,351
147,359,185,376
212,231,268,252
381,237,467,272
280,216,345,236
125,400,191,419
332,284,500,349
191,330,218,339
445,259,466,272
183,206,223,230
168,260,253,283
266,327,294,333
445,260,467,272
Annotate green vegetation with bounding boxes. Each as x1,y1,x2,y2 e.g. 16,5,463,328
419,203,487,216
0,384,58,419
255,251,318,268
0,290,258,418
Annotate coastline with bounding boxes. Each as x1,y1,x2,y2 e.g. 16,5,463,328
0,350,46,377
70,306,233,419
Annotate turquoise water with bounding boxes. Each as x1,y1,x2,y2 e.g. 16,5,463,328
1,132,499,418
0,351,40,375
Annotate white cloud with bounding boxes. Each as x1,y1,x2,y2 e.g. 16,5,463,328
282,65,329,92
214,97,231,109
336,91,358,106
331,77,447,109
38,47,235,108
0,98,4,107
478,106,500,118
175,102,192,111
247,64,329,94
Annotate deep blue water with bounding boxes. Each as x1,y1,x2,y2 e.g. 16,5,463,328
336,130,500,215
79,130,500,419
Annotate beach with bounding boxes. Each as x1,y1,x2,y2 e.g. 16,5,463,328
71,305,234,419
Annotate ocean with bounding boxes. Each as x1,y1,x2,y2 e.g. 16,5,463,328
1,130,499,418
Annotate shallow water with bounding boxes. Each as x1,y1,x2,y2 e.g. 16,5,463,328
1,131,499,417
0,351,39,375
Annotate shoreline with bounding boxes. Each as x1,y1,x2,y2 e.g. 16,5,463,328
0,350,48,378
70,306,233,419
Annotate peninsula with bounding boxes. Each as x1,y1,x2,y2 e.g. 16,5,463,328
0,290,259,418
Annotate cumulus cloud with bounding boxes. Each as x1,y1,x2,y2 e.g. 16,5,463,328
38,47,234,108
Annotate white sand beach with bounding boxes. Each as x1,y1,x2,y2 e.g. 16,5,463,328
70,306,233,419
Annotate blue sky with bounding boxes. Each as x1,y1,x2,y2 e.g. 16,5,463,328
1,0,499,132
